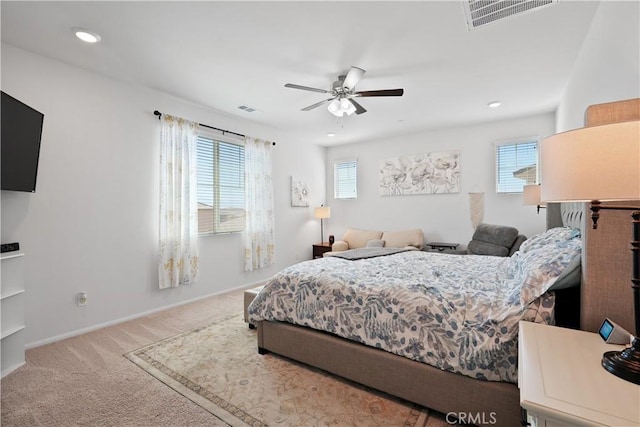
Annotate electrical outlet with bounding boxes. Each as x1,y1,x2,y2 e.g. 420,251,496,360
77,292,88,307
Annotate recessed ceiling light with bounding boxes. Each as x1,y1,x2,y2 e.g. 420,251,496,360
73,28,101,44
488,101,501,108
327,133,336,137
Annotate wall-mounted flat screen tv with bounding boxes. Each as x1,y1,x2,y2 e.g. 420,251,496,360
1,91,44,192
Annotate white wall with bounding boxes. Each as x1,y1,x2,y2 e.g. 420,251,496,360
1,45,326,347
325,114,553,246
556,1,640,131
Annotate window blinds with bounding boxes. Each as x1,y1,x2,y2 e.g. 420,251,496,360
334,159,358,199
196,135,245,234
495,140,538,194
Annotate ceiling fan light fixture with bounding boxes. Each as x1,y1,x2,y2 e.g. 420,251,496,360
344,100,356,116
286,66,404,117
328,97,356,117
328,99,342,116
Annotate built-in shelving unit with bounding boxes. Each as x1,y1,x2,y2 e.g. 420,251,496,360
1,252,26,378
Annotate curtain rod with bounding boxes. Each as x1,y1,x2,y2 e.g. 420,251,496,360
153,110,275,146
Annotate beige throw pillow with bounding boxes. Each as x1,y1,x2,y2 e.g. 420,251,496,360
342,229,384,249
382,229,424,249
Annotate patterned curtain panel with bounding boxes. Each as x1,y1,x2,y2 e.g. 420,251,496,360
159,114,199,289
244,137,275,271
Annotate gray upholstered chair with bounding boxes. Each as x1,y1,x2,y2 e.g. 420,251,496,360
455,223,526,256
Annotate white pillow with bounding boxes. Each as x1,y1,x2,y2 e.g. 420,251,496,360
366,239,385,248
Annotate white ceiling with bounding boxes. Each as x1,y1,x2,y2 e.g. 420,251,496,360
0,1,600,146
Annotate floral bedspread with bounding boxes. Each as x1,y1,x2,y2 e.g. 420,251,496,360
248,230,581,383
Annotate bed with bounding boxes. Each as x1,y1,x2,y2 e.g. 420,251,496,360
248,207,584,426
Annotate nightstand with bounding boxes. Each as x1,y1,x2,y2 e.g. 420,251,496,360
312,242,332,259
519,321,639,427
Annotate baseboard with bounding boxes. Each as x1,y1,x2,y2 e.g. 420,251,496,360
25,280,267,350
2,361,26,379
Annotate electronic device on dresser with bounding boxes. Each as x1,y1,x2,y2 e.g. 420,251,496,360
0,242,20,254
1,91,45,193
599,318,633,345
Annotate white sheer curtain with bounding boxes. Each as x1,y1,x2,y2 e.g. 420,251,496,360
244,136,275,271
158,114,199,289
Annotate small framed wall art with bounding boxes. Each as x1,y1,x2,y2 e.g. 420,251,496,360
290,176,310,207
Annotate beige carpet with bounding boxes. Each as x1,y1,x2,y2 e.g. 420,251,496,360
1,289,455,426
126,313,429,427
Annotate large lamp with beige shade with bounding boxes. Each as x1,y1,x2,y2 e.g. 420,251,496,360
541,119,640,384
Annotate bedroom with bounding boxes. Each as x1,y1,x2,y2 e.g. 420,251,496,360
1,1,639,426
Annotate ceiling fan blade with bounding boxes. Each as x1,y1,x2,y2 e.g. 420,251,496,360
349,98,367,115
301,98,334,111
342,66,365,90
355,89,404,97
285,83,330,94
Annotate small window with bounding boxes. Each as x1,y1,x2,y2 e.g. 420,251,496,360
334,159,357,199
495,138,539,194
197,129,245,234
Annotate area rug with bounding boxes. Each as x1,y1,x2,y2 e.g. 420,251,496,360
125,314,430,426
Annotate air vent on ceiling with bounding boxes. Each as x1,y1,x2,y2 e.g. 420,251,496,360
238,105,256,113
463,0,557,30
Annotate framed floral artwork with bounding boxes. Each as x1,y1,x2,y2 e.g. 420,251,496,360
379,150,460,196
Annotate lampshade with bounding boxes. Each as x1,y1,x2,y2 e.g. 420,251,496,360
343,100,356,116
540,120,640,202
523,184,543,206
314,206,331,219
328,99,342,116
328,97,356,117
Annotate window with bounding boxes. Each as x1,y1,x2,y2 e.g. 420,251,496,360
334,159,357,199
197,129,245,234
495,138,539,194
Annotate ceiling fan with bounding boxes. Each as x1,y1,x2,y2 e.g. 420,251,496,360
284,66,404,117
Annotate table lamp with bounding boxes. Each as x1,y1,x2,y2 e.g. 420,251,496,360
314,205,331,243
541,120,640,384
523,184,546,214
